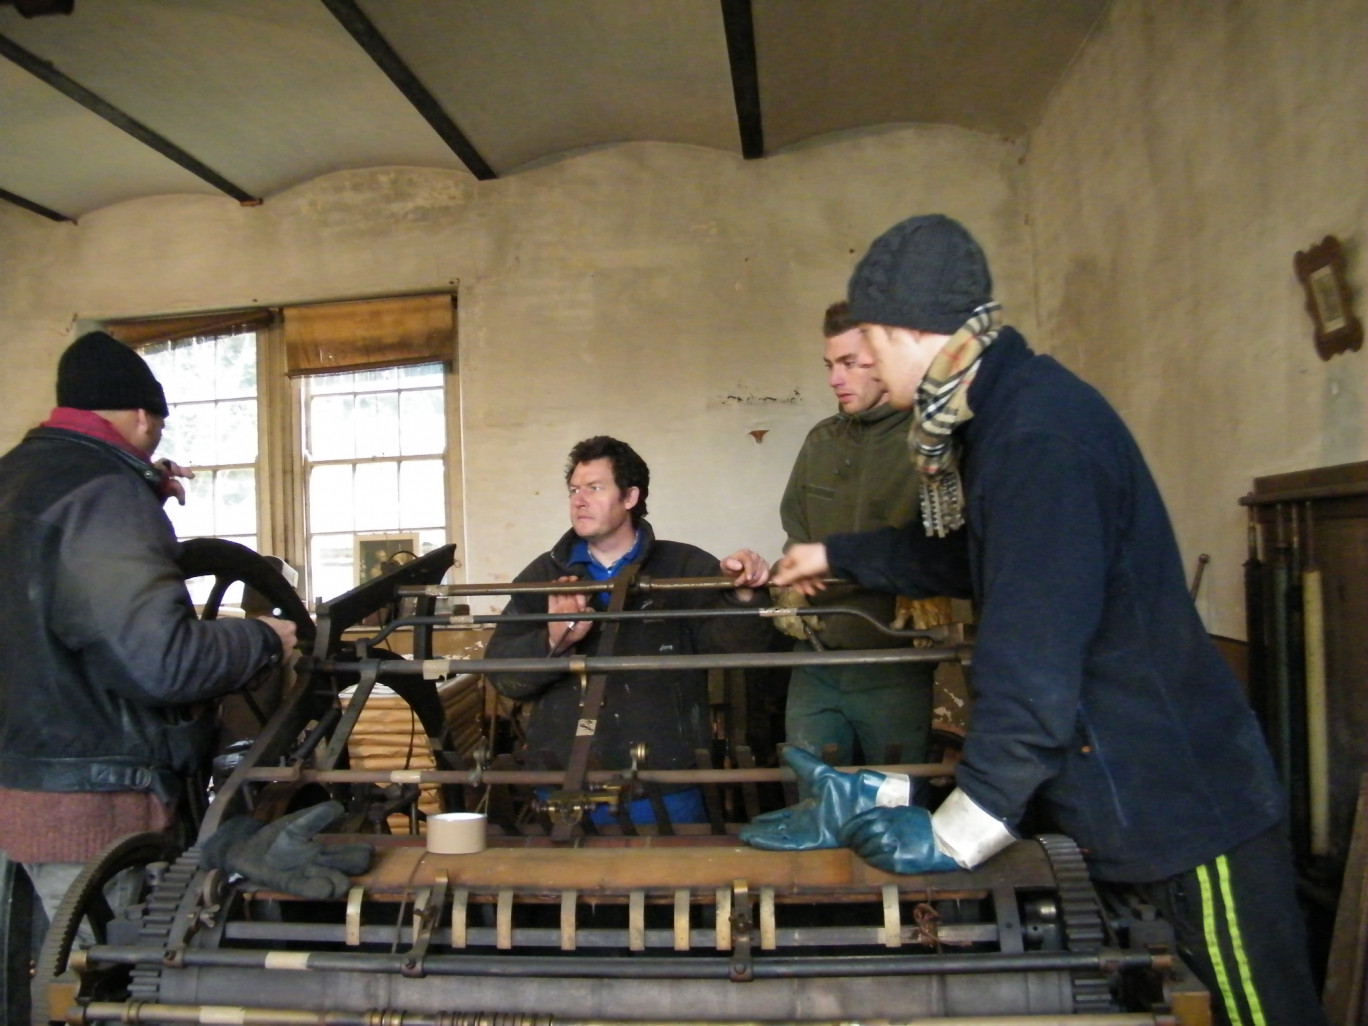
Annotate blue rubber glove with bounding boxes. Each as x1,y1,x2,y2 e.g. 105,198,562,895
839,805,958,874
739,746,909,851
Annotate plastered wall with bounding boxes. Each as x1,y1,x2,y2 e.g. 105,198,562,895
0,125,1032,610
1,0,1362,637
1027,0,1368,638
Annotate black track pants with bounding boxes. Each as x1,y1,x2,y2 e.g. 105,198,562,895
1128,826,1328,1026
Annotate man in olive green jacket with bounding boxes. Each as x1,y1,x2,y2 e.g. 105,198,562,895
777,302,935,766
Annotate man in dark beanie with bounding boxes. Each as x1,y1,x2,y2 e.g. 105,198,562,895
0,332,298,951
753,215,1325,1026
56,330,170,418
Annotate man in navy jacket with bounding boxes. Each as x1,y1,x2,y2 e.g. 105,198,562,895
757,215,1324,1026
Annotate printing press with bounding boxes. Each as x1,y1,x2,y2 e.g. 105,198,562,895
28,542,1212,1026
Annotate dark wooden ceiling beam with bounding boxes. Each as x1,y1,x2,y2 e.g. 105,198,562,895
0,33,259,204
0,1,74,17
320,0,496,181
0,184,72,221
720,0,764,160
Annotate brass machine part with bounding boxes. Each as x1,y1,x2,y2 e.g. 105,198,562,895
533,741,655,825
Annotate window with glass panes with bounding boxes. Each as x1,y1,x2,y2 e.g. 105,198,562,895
116,295,456,609
304,363,447,605
141,332,259,605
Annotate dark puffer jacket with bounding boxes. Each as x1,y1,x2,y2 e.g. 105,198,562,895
825,330,1283,883
486,521,773,774
0,427,283,804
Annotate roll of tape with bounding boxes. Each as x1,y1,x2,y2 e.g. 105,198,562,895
427,811,487,854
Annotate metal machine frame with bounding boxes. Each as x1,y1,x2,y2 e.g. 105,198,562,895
33,545,1211,1026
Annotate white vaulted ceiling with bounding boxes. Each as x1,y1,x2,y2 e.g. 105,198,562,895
0,0,1110,222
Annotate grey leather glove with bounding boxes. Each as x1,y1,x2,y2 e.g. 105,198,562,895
203,800,373,899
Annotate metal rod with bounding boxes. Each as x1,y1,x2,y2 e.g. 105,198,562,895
397,576,847,599
311,646,965,677
1188,553,1209,600
1286,503,1309,852
85,943,1159,978
366,604,940,648
1269,504,1293,791
1302,500,1330,855
240,762,958,786
1243,506,1267,732
222,919,999,949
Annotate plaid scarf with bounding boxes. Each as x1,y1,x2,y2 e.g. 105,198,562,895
908,302,1003,536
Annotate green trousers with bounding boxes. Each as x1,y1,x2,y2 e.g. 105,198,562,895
784,648,936,765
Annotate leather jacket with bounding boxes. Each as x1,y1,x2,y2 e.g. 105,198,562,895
0,427,282,804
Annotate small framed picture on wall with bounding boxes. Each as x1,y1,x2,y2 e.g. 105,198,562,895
355,534,418,586
1294,235,1362,360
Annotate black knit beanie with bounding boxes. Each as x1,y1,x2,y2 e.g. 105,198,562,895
847,214,993,334
56,331,169,417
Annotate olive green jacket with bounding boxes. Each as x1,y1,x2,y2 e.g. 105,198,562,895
779,402,918,649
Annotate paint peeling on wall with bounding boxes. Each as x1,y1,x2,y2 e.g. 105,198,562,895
713,388,802,406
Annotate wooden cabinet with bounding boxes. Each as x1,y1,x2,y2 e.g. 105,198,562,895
1241,461,1367,987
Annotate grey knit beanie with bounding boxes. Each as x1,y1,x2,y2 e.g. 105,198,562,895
847,214,993,334
56,331,169,417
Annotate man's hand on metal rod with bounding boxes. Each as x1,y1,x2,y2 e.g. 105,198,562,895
719,548,769,601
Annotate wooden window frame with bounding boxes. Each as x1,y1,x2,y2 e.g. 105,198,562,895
104,292,462,603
